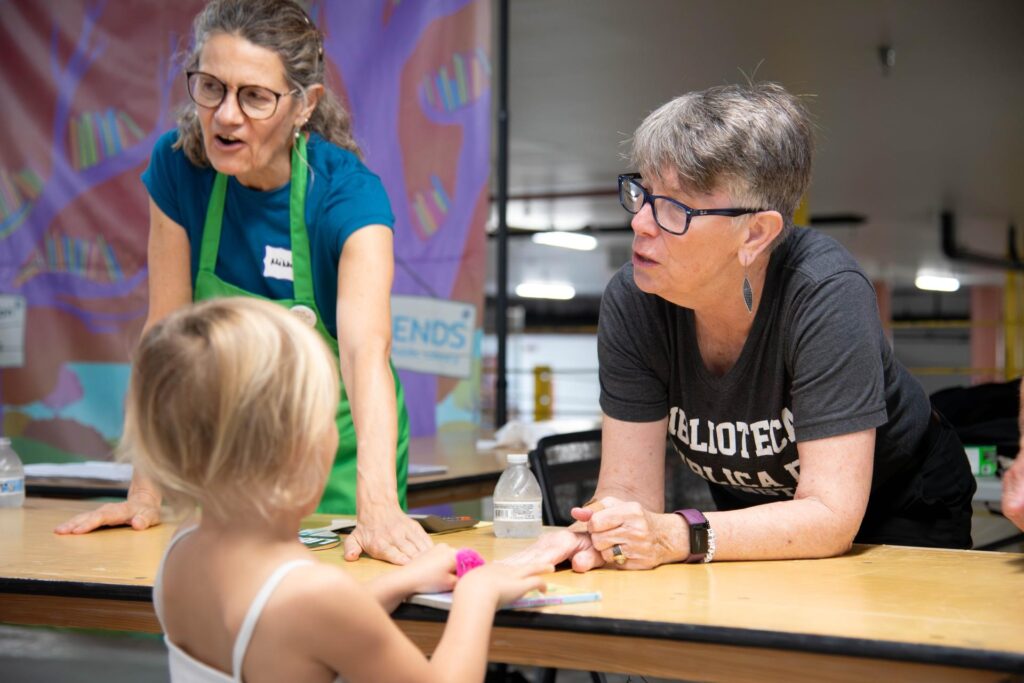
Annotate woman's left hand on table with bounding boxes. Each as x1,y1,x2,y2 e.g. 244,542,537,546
572,496,684,570
345,505,433,564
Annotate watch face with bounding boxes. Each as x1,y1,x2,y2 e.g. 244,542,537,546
690,529,708,555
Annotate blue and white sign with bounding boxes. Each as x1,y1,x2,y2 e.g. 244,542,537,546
391,295,475,379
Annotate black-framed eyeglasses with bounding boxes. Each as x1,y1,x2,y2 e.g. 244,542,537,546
186,71,299,121
618,173,766,236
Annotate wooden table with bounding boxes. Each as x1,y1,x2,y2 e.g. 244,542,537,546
2,499,1022,682
24,430,510,509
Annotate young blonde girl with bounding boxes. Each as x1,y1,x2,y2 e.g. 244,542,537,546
127,298,550,682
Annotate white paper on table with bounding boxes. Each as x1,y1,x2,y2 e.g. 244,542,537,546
408,463,448,476
476,418,601,452
24,461,133,482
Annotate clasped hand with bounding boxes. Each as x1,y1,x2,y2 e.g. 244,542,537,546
503,496,681,572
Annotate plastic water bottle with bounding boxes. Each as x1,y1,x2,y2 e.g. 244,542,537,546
493,453,542,538
0,437,25,508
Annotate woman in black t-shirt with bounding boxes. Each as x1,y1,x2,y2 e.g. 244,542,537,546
509,83,974,572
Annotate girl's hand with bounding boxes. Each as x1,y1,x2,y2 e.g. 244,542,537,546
399,543,459,594
455,561,553,608
501,529,604,573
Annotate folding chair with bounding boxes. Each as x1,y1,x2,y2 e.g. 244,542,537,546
528,429,603,527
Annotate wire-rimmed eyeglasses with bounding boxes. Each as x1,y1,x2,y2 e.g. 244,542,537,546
186,71,299,121
618,173,766,236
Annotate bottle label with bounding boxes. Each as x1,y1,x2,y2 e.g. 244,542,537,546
0,476,24,495
493,501,542,522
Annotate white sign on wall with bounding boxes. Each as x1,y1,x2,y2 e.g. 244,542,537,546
0,295,26,368
391,295,475,379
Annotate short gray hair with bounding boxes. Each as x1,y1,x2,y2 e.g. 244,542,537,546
630,82,813,241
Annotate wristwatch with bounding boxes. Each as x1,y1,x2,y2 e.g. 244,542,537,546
673,509,712,563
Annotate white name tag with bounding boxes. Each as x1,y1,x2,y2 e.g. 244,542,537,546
263,246,293,281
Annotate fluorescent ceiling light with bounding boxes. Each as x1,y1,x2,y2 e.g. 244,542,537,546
530,231,598,251
515,281,576,300
915,274,960,292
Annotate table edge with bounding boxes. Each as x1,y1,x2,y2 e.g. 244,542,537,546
3,577,1016,674
392,605,1024,674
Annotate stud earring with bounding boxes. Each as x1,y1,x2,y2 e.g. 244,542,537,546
742,264,753,313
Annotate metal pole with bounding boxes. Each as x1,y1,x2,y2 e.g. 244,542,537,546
494,0,510,428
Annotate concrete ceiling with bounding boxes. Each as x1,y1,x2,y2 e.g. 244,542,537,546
490,0,1024,298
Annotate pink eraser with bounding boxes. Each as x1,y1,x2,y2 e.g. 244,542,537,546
455,548,486,578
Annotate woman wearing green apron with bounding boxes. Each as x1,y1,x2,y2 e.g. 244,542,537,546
55,0,432,565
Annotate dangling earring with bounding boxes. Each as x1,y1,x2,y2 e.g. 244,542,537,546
742,263,753,313
294,120,306,141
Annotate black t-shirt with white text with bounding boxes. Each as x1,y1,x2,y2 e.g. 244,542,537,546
598,228,931,509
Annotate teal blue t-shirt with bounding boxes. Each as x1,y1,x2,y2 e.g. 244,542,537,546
141,130,395,338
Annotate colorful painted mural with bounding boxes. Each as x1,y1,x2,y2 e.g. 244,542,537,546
0,0,489,463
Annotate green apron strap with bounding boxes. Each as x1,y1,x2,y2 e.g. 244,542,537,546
199,173,228,274
288,135,316,303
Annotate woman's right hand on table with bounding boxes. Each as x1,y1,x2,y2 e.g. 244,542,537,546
54,489,162,534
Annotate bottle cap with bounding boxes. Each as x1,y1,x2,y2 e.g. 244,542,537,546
507,453,528,465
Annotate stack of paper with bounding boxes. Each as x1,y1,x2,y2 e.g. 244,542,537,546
24,461,133,482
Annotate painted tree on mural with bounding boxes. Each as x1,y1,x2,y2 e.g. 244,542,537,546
323,0,490,435
0,1,181,458
3,4,174,327
0,0,488,461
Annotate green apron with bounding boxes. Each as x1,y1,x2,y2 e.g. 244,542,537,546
193,135,409,514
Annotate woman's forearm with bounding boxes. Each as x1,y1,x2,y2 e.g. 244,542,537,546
706,496,859,561
339,343,400,512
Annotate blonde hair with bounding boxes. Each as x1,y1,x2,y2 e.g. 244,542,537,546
174,0,361,166
121,298,339,521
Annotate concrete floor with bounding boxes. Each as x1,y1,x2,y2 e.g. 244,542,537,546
0,625,678,683
0,625,170,683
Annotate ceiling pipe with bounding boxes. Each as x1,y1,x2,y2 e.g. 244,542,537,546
940,210,1024,271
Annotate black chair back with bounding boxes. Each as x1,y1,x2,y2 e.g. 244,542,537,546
528,430,603,526
529,428,718,527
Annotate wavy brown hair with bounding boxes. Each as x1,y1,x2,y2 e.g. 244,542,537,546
174,0,360,166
